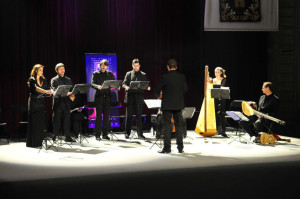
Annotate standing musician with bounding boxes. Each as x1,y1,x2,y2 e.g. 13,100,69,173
240,82,279,141
153,59,187,153
122,58,150,139
212,67,229,138
26,64,53,148
51,63,75,142
91,59,116,141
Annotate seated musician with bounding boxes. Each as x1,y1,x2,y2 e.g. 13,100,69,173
240,82,279,141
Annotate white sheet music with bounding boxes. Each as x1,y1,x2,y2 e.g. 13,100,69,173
144,99,161,109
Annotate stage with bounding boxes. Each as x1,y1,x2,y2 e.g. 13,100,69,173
1,130,300,198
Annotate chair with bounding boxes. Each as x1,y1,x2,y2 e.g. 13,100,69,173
10,104,28,141
0,108,9,143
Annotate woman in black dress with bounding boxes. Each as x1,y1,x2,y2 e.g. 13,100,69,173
213,66,229,138
26,64,52,147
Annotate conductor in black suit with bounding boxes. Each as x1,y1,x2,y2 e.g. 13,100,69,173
51,63,75,142
91,59,115,140
122,58,150,139
153,59,187,153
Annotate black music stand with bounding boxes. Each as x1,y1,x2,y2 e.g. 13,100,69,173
70,106,89,144
70,84,91,144
109,101,122,141
182,107,196,140
70,84,91,95
227,111,250,144
39,130,58,152
102,80,123,89
144,99,163,149
211,87,230,99
129,81,149,90
53,85,72,98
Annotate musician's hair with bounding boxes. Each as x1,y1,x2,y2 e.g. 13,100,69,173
55,63,65,72
132,58,140,64
215,67,226,78
100,59,109,66
27,64,45,86
167,59,177,69
263,82,273,92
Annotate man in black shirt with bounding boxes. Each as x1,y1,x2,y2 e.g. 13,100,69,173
51,63,75,142
153,59,187,153
240,82,279,139
91,59,115,140
122,58,150,139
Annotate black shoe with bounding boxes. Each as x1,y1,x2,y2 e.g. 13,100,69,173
125,134,130,139
158,149,171,154
178,149,184,153
52,136,57,142
221,133,229,138
138,135,146,140
178,147,184,153
102,135,110,140
95,136,101,141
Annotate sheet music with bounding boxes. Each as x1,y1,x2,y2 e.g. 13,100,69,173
144,99,161,109
233,111,249,121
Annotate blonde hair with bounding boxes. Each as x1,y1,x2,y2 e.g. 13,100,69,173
215,67,226,78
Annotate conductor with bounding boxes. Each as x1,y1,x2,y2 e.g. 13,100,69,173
153,59,187,153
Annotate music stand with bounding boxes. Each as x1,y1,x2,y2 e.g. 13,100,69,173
39,130,58,153
70,105,89,144
227,111,251,144
108,101,123,141
129,81,149,90
53,85,72,98
144,100,163,149
182,107,196,140
102,80,123,89
70,84,91,95
211,87,230,99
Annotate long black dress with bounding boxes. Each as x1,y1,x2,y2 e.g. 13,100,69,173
26,77,48,147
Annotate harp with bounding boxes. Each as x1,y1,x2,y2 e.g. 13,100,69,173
195,66,217,137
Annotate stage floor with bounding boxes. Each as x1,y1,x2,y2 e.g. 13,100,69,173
1,130,300,198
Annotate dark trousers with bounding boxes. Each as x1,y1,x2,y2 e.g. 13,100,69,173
125,103,143,136
254,118,272,133
71,112,83,136
215,99,226,134
52,103,70,137
95,96,111,137
162,110,184,151
239,115,271,137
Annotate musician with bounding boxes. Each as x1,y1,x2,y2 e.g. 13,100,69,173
26,64,53,148
213,67,229,138
153,59,187,153
51,63,75,142
91,59,115,140
240,82,279,140
122,58,150,139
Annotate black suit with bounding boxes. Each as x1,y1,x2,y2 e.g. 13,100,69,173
91,70,115,138
51,75,73,138
153,70,187,151
122,70,148,136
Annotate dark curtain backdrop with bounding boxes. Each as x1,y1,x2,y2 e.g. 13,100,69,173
0,0,268,137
